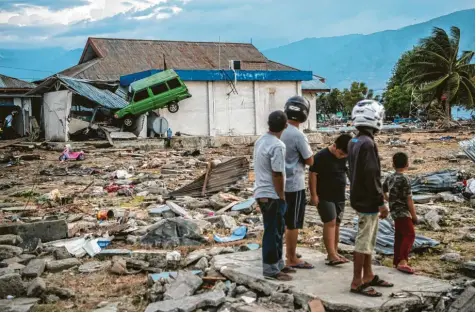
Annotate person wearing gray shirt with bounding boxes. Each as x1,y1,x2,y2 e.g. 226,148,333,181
253,110,295,281
281,96,314,269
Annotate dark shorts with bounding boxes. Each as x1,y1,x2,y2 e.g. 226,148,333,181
284,190,306,229
318,200,345,223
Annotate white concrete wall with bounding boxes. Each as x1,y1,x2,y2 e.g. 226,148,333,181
303,91,317,131
43,90,72,142
157,80,305,137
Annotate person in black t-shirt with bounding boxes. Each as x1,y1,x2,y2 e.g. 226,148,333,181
309,134,352,266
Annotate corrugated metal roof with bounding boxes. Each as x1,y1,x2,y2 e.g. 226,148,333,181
302,76,330,91
57,75,127,109
0,74,36,89
56,37,300,81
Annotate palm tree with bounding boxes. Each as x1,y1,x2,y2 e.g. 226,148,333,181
404,26,475,124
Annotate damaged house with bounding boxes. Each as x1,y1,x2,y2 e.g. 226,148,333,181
0,74,40,138
46,37,320,138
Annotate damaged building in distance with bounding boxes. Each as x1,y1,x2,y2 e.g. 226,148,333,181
29,37,324,140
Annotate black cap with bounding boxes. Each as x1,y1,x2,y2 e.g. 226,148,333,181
268,110,288,132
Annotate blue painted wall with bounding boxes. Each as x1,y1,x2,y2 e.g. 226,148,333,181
120,69,313,87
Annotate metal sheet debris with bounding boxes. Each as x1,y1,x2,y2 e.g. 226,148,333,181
340,218,439,255
459,137,475,162
411,170,459,194
170,157,249,197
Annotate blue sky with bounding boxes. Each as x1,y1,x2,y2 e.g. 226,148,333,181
0,0,474,50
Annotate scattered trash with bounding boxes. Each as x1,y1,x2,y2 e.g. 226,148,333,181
459,137,475,162
231,198,256,212
97,210,115,221
214,226,247,243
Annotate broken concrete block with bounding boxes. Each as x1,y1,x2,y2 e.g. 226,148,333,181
94,302,119,312
0,297,39,312
141,218,207,248
0,220,68,251
205,215,237,229
166,251,181,269
46,258,80,272
424,209,443,231
96,249,132,259
131,250,167,268
0,273,25,298
461,261,475,278
0,245,23,260
270,292,294,309
449,286,475,312
44,294,60,304
184,249,209,266
53,246,71,260
165,201,191,218
22,258,46,278
440,253,462,263
163,271,203,300
47,286,75,299
146,290,225,312
124,258,149,270
0,235,23,246
79,261,111,274
194,257,209,271
27,277,46,297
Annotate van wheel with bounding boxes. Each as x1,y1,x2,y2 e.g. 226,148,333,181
123,115,135,128
168,102,179,113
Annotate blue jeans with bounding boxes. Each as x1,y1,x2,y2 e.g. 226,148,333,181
259,198,287,277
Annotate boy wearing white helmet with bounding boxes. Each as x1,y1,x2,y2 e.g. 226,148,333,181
348,100,393,297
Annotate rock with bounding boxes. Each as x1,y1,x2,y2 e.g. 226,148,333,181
166,251,181,269
241,291,257,300
145,290,226,312
126,235,140,245
463,233,475,241
53,247,71,260
110,258,127,275
424,209,443,231
141,218,207,248
0,268,14,276
47,286,75,299
0,297,40,312
18,254,36,264
0,245,23,260
213,281,227,293
163,271,203,300
148,281,167,302
194,257,209,271
44,294,60,304
165,201,191,218
413,158,425,164
27,277,46,297
22,258,46,278
185,249,209,266
182,197,211,209
270,292,294,309
0,235,23,246
449,286,475,312
125,258,149,270
205,216,237,229
0,273,25,298
210,194,230,210
46,258,80,272
440,253,462,263
241,296,256,304
131,250,167,268
94,302,119,312
0,220,68,251
78,261,111,273
461,261,475,278
235,285,249,295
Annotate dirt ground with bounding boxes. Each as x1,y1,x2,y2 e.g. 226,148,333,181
0,128,474,311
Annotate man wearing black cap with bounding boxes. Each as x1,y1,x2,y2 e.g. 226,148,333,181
254,110,295,281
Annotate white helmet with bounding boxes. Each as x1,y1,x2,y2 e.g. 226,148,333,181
351,100,385,131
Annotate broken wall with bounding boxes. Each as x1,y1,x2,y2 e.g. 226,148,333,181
43,90,72,142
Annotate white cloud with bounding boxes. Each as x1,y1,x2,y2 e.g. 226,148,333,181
0,0,171,26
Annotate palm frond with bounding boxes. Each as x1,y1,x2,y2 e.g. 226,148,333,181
420,74,449,92
457,51,475,65
447,72,461,101
459,78,475,107
449,26,461,63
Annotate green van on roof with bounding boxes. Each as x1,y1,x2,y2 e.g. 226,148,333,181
114,69,191,127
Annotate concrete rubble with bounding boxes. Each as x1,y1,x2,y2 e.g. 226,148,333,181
0,129,473,311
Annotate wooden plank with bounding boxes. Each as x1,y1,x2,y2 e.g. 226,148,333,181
201,162,212,196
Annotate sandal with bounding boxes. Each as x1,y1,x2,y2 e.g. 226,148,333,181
281,266,297,274
350,284,382,297
325,259,346,266
289,261,314,269
368,275,394,287
265,272,293,281
397,265,415,274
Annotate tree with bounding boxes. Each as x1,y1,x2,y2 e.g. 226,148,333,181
341,81,370,113
316,88,344,118
404,26,475,123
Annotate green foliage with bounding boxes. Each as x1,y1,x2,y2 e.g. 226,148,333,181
383,85,412,117
316,82,374,117
404,26,475,118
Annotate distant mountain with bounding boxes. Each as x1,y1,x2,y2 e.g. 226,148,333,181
0,48,82,82
263,9,475,90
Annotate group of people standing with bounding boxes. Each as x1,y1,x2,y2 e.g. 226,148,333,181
253,96,417,297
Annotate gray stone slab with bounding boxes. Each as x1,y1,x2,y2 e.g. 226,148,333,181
163,271,203,300
0,235,23,246
448,286,475,312
0,297,39,312
22,259,46,278
0,273,25,298
145,290,226,312
212,248,452,312
46,258,80,272
0,220,68,251
0,245,23,260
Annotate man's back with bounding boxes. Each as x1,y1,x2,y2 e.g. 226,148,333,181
253,133,286,199
280,124,312,192
348,132,383,213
